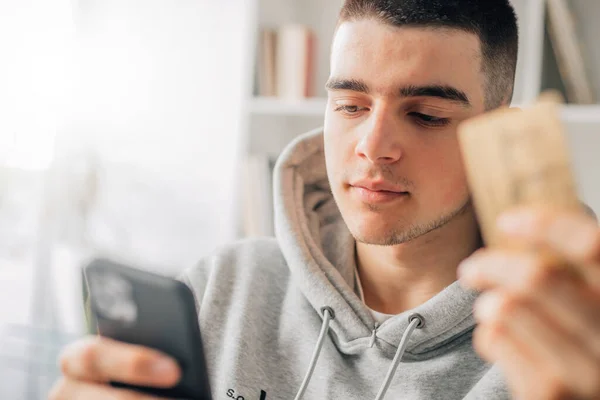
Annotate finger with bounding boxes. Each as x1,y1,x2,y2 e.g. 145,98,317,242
59,336,180,387
473,320,547,400
496,207,600,263
460,250,600,357
475,291,600,398
458,249,580,293
48,377,171,400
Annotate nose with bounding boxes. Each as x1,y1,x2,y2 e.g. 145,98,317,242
355,108,403,164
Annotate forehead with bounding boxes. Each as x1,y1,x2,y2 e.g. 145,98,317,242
331,20,484,101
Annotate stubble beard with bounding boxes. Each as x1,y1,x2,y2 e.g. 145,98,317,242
352,197,473,246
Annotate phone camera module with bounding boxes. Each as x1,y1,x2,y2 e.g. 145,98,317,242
89,271,138,325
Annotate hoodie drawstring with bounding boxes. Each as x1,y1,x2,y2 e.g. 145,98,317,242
293,306,335,400
369,323,379,348
373,313,425,400
293,309,424,400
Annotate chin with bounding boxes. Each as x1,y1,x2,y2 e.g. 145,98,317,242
344,200,472,246
334,194,414,244
347,213,414,246
352,231,403,246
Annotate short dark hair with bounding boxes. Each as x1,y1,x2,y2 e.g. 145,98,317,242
338,0,519,109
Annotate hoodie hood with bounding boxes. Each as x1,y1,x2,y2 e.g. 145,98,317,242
273,128,479,360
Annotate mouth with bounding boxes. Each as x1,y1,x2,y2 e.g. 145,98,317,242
349,185,410,204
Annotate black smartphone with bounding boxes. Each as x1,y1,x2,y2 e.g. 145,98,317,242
84,258,212,400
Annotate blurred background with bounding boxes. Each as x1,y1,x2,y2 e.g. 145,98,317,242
0,0,598,398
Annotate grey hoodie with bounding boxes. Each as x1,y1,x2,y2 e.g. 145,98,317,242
181,128,510,400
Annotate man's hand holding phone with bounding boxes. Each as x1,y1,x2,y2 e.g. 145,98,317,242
50,258,211,399
50,336,181,399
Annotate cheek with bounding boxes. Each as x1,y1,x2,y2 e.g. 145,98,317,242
415,141,469,202
324,117,357,180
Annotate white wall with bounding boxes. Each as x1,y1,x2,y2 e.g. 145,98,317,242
57,0,254,273
0,0,73,327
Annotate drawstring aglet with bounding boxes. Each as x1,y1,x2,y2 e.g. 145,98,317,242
369,323,379,348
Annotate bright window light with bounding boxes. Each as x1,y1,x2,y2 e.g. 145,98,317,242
0,1,75,171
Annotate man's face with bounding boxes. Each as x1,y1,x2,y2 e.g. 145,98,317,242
324,20,487,245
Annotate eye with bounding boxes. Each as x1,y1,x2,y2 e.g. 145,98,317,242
334,105,367,116
409,112,451,127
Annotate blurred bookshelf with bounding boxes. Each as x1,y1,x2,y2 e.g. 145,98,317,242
238,0,600,237
237,0,343,237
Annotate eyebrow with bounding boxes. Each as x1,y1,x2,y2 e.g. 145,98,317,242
325,78,369,93
325,78,471,107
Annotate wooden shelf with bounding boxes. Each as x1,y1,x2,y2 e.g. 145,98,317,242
561,105,600,123
249,97,327,116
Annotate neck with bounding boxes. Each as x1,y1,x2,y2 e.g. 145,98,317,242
355,208,481,315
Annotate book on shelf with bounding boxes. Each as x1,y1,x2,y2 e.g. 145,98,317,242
242,154,277,237
256,24,316,100
257,29,277,97
546,0,596,104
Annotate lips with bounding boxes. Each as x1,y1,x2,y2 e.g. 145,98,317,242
350,179,409,194
349,180,410,204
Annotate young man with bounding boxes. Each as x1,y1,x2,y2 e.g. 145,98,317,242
51,1,600,399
